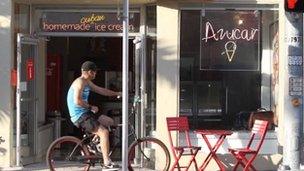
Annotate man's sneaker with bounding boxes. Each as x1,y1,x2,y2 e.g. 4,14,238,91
101,161,120,170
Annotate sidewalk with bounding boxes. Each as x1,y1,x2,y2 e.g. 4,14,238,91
22,162,155,171
2,163,279,171
24,162,99,171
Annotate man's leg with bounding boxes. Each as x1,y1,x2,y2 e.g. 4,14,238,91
93,125,111,165
80,113,115,166
98,115,114,127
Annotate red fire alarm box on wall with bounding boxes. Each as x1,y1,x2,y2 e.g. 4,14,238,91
47,54,62,112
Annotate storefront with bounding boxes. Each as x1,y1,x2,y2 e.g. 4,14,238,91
1,0,157,168
0,0,289,170
156,1,282,170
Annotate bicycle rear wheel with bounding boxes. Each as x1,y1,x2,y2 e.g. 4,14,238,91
46,136,91,171
128,137,170,171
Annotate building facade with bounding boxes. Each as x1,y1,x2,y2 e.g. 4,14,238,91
0,0,297,170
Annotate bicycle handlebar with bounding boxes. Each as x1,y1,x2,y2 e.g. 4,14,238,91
115,94,141,108
111,94,141,118
132,95,141,107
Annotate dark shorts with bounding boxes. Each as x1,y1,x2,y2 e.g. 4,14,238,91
74,112,99,133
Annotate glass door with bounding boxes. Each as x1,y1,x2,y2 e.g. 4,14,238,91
16,34,39,165
133,36,146,139
133,36,157,138
132,35,157,166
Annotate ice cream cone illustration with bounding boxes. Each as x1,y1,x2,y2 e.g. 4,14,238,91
221,41,237,62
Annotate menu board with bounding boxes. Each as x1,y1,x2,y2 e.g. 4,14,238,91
200,10,260,71
39,11,140,33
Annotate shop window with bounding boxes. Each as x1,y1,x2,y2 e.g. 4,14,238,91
146,5,156,35
180,10,278,130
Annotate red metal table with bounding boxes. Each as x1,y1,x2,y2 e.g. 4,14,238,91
195,130,233,171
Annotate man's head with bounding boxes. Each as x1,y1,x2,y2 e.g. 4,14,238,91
81,61,98,80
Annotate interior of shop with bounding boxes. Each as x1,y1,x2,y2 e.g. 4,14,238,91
46,37,134,138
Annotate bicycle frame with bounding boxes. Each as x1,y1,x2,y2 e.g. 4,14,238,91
66,134,94,161
108,96,141,156
105,95,151,161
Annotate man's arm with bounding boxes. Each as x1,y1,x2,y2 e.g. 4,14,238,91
88,81,120,97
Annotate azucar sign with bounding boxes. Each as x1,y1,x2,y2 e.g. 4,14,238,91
200,10,260,71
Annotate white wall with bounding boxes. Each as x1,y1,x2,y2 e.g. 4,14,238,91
156,1,179,146
156,1,179,169
0,0,13,167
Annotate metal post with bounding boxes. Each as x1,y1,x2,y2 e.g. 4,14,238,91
122,0,129,170
134,36,142,138
133,36,142,165
281,12,303,170
16,35,22,167
140,37,146,139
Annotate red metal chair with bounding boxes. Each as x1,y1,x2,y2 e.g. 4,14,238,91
228,119,269,171
166,117,201,171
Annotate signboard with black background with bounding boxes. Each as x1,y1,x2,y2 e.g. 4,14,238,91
200,10,260,71
39,11,140,33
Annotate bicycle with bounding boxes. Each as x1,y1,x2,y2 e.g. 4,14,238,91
46,95,170,171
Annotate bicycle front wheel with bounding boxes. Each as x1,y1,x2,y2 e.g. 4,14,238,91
46,136,91,171
128,137,170,171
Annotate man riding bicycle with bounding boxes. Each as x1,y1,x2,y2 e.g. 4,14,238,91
67,61,121,169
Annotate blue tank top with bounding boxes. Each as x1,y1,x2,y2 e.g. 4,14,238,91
67,84,91,123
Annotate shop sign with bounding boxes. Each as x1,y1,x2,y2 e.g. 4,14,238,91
40,12,140,33
200,11,260,71
26,58,34,81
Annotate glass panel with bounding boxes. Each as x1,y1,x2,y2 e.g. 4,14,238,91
145,5,157,136
180,10,278,130
180,10,200,57
145,37,157,136
180,84,193,116
20,44,36,156
179,10,200,118
197,81,223,117
180,57,194,81
146,5,156,35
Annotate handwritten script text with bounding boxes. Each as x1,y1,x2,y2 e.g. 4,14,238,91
202,22,259,42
